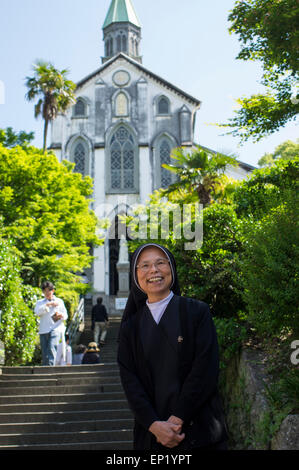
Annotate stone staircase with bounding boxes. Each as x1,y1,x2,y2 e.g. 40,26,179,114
0,315,134,450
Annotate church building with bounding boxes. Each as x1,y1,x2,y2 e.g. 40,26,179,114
50,0,254,313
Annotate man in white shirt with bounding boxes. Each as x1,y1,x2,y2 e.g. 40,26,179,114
34,281,68,366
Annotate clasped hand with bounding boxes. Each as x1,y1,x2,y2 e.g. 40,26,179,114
149,415,185,448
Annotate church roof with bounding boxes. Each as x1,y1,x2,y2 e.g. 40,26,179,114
103,0,141,29
76,53,201,106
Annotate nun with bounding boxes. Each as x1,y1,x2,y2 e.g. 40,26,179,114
117,243,228,451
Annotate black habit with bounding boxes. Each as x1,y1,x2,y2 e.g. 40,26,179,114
117,243,228,450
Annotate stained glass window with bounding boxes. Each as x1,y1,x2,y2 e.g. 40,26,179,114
160,140,172,188
110,126,135,190
74,142,85,175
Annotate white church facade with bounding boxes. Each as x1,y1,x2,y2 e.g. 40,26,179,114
50,0,254,313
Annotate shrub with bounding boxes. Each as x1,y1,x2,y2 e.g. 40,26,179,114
238,189,299,337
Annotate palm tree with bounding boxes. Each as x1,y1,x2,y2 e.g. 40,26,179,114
161,146,239,207
25,61,76,152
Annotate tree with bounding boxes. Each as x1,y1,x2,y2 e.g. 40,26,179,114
25,61,76,152
221,0,299,142
0,228,39,365
258,139,299,167
233,157,299,219
0,127,34,148
161,146,239,207
0,143,102,311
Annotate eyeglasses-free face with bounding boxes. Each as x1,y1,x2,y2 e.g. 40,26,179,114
136,247,173,302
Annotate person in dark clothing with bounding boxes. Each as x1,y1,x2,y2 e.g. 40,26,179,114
117,243,228,451
91,297,109,345
82,342,101,364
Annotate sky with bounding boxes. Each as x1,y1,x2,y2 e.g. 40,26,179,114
0,0,297,167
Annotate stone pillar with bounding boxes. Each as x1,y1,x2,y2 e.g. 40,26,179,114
116,235,130,298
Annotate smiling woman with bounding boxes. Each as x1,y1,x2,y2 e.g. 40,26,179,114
117,242,228,451
135,247,173,303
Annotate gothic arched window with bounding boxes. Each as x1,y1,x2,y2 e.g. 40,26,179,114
74,99,86,117
115,92,129,116
109,126,137,192
159,139,172,188
158,96,170,115
74,142,86,175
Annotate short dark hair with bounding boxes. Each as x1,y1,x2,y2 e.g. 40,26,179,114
97,297,103,304
41,281,55,291
75,344,86,354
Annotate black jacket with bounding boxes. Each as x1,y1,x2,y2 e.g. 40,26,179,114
117,294,228,450
82,351,100,364
91,304,108,328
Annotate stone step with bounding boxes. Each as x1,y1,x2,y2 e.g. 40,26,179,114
0,375,121,388
0,318,131,450
0,428,133,445
0,390,125,404
0,398,128,414
0,408,133,424
0,383,123,397
1,363,118,374
0,418,134,434
0,370,120,381
0,440,133,450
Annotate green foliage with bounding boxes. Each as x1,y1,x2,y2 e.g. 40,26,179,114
229,0,298,74
265,370,299,413
233,157,299,219
238,189,299,337
161,146,238,206
176,203,245,317
0,127,34,148
0,234,38,365
221,0,299,141
0,143,102,315
214,317,247,370
221,91,298,142
258,138,299,167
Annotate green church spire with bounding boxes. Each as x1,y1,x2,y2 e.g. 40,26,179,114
102,0,142,64
103,0,141,29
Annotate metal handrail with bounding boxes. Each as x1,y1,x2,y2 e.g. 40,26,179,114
67,297,84,345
